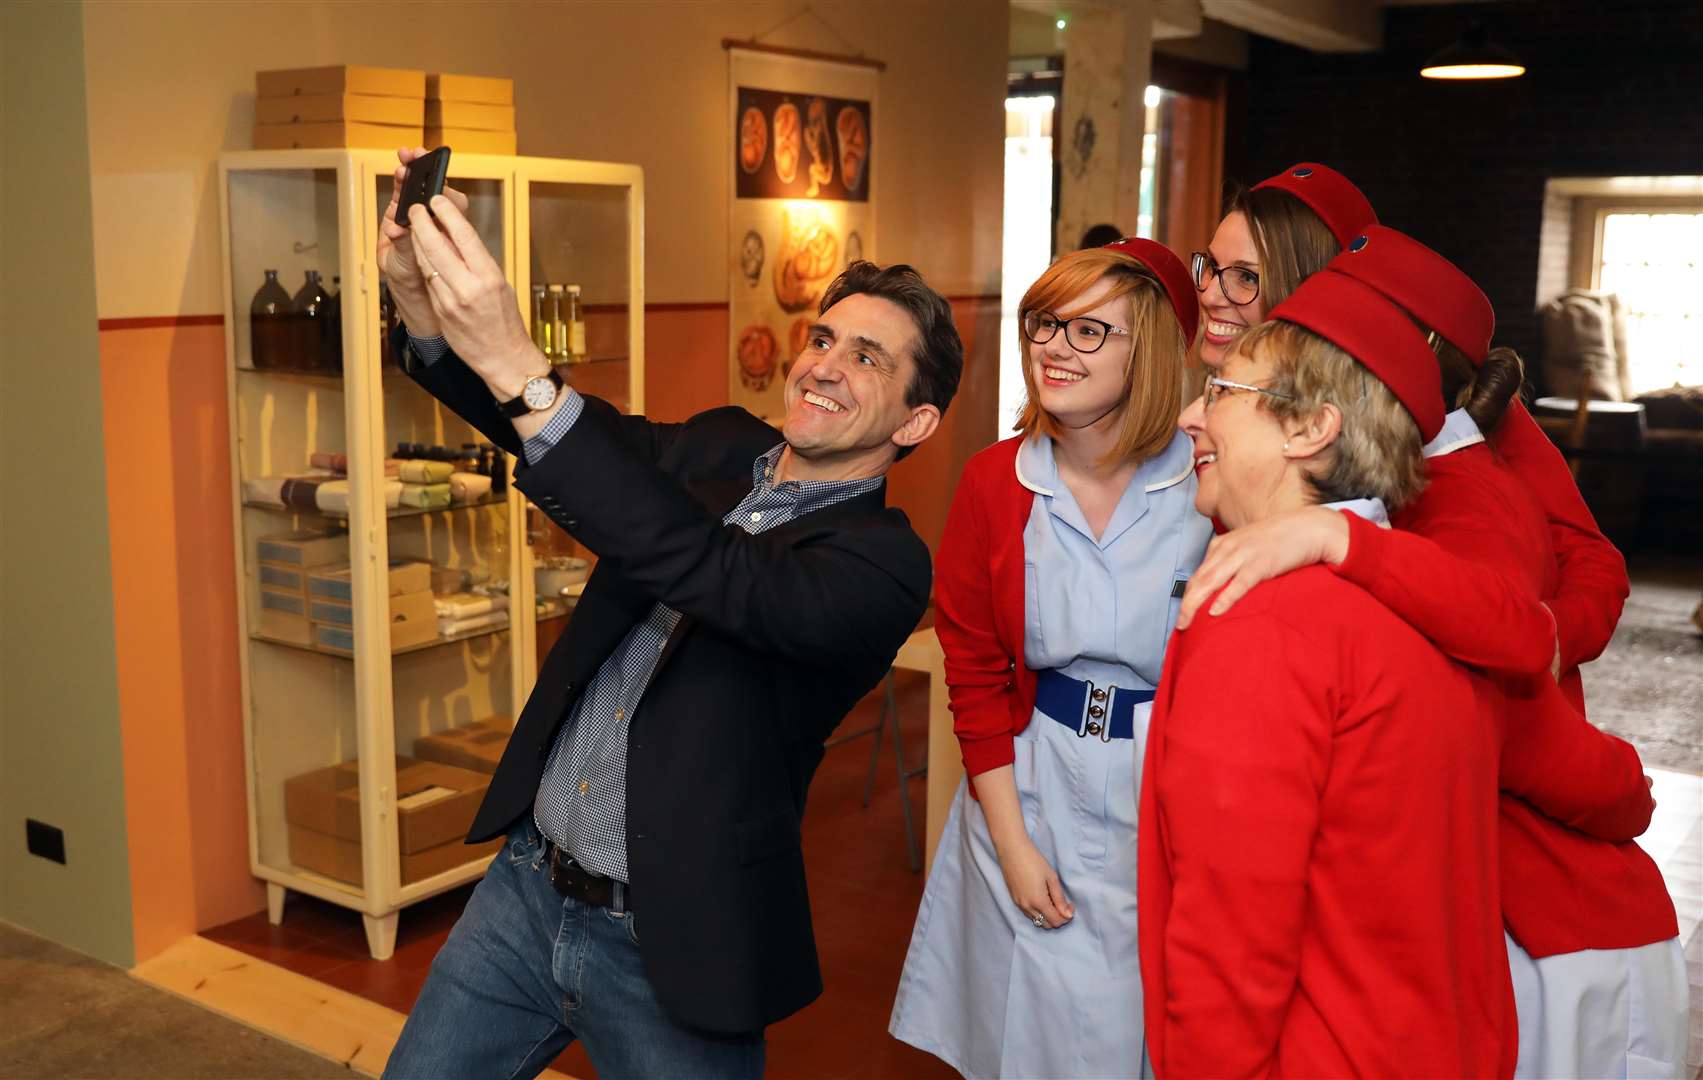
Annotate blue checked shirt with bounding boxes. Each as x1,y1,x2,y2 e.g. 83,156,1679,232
410,334,883,881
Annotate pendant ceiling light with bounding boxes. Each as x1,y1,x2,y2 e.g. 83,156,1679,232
1420,20,1526,80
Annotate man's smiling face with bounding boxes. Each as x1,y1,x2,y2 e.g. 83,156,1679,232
779,292,932,478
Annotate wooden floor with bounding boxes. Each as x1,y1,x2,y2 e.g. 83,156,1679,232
204,671,959,1079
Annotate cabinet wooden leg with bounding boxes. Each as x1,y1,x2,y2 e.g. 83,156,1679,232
363,911,398,960
266,882,287,926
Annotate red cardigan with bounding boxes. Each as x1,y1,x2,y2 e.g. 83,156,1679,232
1138,567,1513,1078
1340,445,1675,958
1494,401,1630,692
934,437,1041,778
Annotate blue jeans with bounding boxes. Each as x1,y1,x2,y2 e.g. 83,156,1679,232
382,820,765,1080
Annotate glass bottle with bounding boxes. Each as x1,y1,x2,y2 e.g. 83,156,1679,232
320,274,343,372
292,270,329,371
531,284,552,356
489,446,509,495
379,281,397,368
566,284,588,364
547,284,568,365
249,269,293,370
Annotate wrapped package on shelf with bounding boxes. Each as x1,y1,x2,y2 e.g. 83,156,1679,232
425,100,515,132
254,120,425,151
426,72,513,105
399,482,452,510
412,716,515,775
284,754,500,886
256,92,424,127
449,471,492,503
434,591,509,620
437,609,509,637
258,64,426,99
397,459,454,484
258,562,309,594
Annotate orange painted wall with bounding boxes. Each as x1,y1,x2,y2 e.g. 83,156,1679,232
99,296,994,959
101,322,261,959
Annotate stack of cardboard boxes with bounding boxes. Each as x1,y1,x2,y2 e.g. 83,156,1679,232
254,65,427,150
413,715,515,775
253,530,436,654
425,73,516,155
285,755,499,886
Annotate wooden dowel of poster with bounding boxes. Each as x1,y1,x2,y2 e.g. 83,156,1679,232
721,38,886,72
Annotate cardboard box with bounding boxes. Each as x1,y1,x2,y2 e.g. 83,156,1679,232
258,562,309,594
284,754,489,853
256,92,425,127
254,120,424,151
288,824,501,887
257,588,311,645
256,529,348,568
413,717,514,775
258,65,425,100
310,589,438,654
427,73,513,105
308,559,433,602
424,127,516,155
424,100,515,132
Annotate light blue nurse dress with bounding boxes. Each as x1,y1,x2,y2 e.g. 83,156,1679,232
890,430,1211,1079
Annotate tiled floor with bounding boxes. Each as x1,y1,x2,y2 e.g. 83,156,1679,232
206,671,957,1079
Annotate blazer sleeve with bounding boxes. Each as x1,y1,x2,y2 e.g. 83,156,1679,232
513,394,928,670
396,325,688,465
1331,509,1556,676
1494,402,1630,670
935,465,1021,777
1498,674,1654,842
1150,608,1331,1077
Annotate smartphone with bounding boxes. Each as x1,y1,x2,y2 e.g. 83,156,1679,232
394,146,451,227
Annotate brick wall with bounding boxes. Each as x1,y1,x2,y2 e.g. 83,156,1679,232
1237,0,1703,368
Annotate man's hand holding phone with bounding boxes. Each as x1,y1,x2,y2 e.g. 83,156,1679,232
378,148,541,401
378,146,468,339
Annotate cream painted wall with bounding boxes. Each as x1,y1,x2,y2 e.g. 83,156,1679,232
82,0,1007,319
2,0,135,967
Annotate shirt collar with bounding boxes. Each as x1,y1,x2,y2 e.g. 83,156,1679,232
1014,429,1196,498
1321,496,1391,529
752,442,884,510
1423,408,1486,459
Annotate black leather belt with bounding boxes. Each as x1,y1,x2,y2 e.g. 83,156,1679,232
544,842,630,912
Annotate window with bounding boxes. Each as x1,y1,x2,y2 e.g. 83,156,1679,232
1593,210,1702,393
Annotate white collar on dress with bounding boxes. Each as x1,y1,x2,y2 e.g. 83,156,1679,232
1423,408,1486,460
1013,431,1195,497
1320,497,1391,529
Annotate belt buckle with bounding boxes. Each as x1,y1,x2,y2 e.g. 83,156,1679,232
1078,680,1115,742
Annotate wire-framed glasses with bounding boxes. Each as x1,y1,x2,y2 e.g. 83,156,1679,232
1190,252,1261,306
1020,310,1131,354
1204,376,1294,411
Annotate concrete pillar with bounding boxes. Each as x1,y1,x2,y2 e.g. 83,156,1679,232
1056,0,1155,252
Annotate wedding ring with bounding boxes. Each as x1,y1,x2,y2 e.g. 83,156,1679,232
427,269,441,281
1030,914,1047,929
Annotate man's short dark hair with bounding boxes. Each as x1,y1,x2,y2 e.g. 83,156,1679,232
818,261,963,460
1079,223,1125,249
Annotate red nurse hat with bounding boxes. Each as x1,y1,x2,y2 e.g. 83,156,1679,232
1102,236,1200,347
1267,269,1445,442
1251,163,1378,249
1327,225,1496,366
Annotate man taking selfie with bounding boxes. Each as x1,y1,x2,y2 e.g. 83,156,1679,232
376,148,962,1079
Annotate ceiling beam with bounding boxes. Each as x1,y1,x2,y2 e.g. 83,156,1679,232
1201,0,1381,52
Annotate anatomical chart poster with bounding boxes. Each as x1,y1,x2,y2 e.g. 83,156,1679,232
728,45,878,418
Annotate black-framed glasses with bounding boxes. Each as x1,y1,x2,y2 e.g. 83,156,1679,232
1190,252,1261,306
1020,310,1131,354
1204,376,1294,411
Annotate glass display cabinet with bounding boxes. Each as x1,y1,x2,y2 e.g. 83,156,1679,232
219,149,642,958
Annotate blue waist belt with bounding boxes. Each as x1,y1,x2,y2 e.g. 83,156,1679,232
1034,668,1156,742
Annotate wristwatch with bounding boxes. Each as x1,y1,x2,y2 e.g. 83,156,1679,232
497,368,564,418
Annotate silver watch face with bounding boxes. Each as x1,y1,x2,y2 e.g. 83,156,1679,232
521,374,557,411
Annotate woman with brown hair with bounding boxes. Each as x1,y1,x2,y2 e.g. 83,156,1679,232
889,239,1209,1078
1193,162,1377,370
